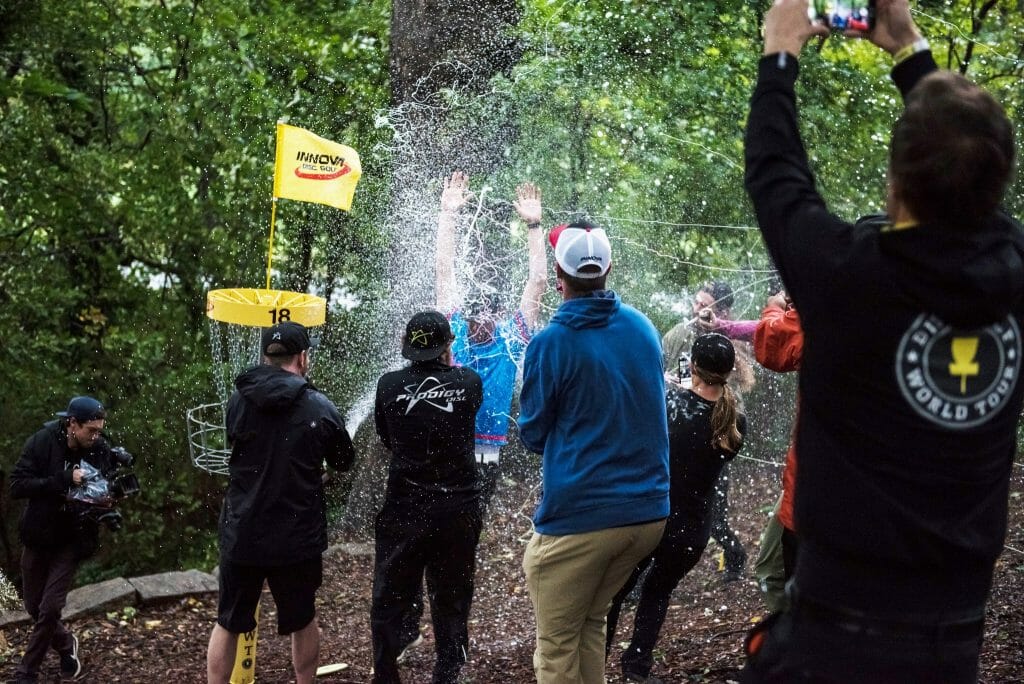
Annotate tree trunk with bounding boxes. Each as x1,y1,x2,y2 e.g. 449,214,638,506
339,0,524,536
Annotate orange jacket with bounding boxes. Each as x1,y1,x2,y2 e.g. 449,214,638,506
754,304,803,531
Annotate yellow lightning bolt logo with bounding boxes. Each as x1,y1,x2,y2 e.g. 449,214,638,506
948,337,980,394
409,328,431,347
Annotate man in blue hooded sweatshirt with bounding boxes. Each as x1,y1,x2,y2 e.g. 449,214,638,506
518,222,670,684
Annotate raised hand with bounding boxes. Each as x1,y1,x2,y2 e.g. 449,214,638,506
763,0,830,57
513,182,543,226
766,290,790,310
858,0,922,55
440,171,472,214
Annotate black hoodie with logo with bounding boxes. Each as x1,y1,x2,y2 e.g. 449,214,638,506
220,364,355,566
745,51,1024,616
374,359,483,510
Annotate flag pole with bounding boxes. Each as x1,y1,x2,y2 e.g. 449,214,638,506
265,197,278,290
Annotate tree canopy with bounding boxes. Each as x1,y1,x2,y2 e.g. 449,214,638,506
1,0,1022,580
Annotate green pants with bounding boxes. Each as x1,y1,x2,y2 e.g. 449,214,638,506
752,495,788,613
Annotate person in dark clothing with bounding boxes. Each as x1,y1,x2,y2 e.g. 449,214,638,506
663,280,755,582
10,396,115,683
606,334,747,683
741,1,1023,682
206,321,355,684
371,310,484,684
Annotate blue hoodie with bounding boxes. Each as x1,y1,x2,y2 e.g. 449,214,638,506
518,290,670,535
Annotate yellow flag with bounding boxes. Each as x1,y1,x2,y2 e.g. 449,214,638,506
273,122,361,211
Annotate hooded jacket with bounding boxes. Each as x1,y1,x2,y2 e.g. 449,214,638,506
745,51,1024,615
11,419,114,558
220,364,355,565
518,291,670,535
753,303,803,533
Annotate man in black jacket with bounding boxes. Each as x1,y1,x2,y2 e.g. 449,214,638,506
206,321,355,684
11,395,114,682
371,310,483,684
741,1,1023,682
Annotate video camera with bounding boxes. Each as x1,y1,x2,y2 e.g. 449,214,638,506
67,445,140,532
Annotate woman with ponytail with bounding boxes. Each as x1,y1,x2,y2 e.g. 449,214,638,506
607,333,747,683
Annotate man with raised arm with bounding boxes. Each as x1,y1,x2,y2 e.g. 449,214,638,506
387,173,548,662
435,171,547,515
741,1,1023,681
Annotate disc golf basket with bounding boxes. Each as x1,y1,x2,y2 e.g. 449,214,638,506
187,288,326,475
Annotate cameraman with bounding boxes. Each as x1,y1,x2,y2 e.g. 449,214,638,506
742,0,1022,681
10,395,116,682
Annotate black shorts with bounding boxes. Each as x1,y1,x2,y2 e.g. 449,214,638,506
217,555,323,635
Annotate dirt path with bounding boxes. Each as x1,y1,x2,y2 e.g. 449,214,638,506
3,460,1022,682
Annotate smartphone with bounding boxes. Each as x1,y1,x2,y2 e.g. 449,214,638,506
677,352,693,389
808,0,875,32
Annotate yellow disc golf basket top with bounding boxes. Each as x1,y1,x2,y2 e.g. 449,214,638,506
187,288,326,475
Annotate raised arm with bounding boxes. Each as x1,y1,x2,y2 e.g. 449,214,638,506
513,182,548,328
436,171,471,313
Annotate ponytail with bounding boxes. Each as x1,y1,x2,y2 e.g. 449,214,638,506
711,384,743,453
693,365,743,453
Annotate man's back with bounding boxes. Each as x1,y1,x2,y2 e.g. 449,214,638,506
221,364,353,565
745,48,1024,614
786,213,1024,612
374,359,483,505
518,290,670,535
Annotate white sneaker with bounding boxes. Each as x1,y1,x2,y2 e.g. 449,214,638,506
59,633,83,680
396,634,424,662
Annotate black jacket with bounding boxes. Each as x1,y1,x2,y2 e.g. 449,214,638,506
219,365,355,565
745,51,1024,614
374,359,483,509
665,388,746,532
11,419,115,558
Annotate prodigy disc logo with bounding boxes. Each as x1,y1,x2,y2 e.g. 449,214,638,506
895,313,1021,429
397,377,467,415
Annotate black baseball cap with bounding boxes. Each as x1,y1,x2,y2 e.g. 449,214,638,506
56,396,106,422
692,333,735,375
402,310,454,361
261,321,316,357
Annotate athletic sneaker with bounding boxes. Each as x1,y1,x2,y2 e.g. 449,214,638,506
396,633,424,662
59,634,83,680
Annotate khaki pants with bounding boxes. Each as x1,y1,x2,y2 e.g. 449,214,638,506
523,520,665,684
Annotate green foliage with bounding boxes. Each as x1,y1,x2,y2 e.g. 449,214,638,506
0,0,391,581
1,0,1022,579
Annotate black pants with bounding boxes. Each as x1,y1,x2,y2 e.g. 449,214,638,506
740,594,985,683
607,521,709,677
476,461,499,520
402,461,497,645
17,544,78,679
371,500,482,684
710,464,746,573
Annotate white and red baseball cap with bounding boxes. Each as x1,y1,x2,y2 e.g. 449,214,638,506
549,221,612,279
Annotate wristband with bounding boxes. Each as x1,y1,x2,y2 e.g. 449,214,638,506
893,39,930,65
527,222,541,230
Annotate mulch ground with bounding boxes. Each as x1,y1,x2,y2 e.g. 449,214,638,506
2,460,1023,683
